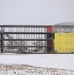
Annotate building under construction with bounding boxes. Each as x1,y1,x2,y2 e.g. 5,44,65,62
0,23,74,54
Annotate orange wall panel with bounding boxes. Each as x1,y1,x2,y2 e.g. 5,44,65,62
47,26,52,32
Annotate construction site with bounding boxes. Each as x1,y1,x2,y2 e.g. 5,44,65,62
0,24,74,54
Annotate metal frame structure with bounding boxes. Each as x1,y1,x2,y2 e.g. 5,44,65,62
0,25,54,54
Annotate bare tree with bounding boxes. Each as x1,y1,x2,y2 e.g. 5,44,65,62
6,35,27,53
6,41,15,49
15,40,27,53
33,38,45,52
6,36,16,49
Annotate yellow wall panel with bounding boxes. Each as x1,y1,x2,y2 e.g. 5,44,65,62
54,33,74,53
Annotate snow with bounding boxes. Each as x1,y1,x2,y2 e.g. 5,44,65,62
0,54,74,70
0,64,74,75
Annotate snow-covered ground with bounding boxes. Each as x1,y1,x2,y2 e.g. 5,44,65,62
0,54,74,70
0,64,74,75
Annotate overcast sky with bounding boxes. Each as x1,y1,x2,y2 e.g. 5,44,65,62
0,0,74,25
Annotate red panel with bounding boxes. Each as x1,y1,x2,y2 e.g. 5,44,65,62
47,26,54,48
47,26,52,32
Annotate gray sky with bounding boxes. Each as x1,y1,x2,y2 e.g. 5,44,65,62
0,0,74,25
